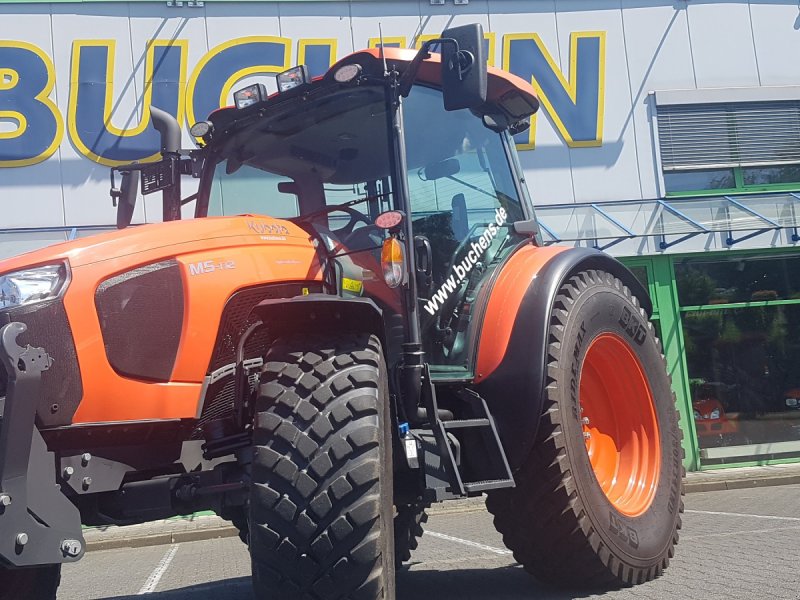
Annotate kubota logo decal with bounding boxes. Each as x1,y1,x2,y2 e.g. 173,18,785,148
247,220,289,236
423,207,507,316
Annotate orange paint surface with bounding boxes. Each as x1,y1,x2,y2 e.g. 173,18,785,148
473,244,566,382
0,216,323,425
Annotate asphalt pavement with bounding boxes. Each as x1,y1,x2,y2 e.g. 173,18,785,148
58,484,800,600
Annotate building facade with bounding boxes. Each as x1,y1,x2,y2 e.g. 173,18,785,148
1,0,799,470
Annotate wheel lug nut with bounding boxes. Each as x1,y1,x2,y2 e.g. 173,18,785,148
583,431,591,440
582,417,590,425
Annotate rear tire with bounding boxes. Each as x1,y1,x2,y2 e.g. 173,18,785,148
0,564,60,600
249,332,395,600
487,270,683,588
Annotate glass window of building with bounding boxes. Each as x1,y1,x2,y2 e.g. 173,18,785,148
676,254,800,465
657,100,800,195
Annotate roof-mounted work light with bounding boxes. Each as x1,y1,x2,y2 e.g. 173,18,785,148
333,63,362,84
277,65,310,93
234,83,268,109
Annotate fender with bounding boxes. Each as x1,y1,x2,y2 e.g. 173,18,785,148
251,294,386,348
475,245,652,471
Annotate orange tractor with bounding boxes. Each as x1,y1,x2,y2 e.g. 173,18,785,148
0,25,682,599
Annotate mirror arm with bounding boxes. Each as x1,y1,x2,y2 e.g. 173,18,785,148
513,219,540,239
109,168,120,207
398,37,458,98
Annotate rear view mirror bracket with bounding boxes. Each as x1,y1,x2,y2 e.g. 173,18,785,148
110,165,140,229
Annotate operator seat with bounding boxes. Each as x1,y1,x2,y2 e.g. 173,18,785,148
451,193,469,241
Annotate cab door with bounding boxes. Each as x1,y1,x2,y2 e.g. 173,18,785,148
402,85,532,378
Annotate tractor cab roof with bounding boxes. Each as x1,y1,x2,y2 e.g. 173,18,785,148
205,47,539,143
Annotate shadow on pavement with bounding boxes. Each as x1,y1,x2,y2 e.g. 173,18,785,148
398,563,601,600
98,566,603,600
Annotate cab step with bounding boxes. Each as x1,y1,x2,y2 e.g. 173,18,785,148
464,478,515,493
442,418,490,430
415,369,516,501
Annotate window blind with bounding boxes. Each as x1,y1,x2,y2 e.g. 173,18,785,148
657,100,800,171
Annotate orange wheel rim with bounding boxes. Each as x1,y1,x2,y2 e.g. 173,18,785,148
579,333,660,517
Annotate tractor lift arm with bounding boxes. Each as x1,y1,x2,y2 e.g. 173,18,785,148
0,322,85,567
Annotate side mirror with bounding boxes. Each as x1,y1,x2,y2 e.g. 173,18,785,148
441,23,487,111
116,170,140,229
423,158,460,181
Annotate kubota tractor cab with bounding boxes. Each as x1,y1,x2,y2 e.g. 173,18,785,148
0,24,683,600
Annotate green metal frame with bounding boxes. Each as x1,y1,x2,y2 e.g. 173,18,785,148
666,166,800,198
624,247,800,472
621,255,698,472
680,298,800,313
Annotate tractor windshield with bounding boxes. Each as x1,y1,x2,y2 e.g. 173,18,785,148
207,84,396,249
204,78,533,375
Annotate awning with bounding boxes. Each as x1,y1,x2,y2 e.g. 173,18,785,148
535,192,800,251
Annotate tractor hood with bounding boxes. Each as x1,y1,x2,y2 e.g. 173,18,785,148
0,215,314,273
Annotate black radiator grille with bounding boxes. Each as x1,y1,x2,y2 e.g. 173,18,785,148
0,298,83,427
95,260,184,382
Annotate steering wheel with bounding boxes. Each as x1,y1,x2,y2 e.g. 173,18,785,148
329,206,373,238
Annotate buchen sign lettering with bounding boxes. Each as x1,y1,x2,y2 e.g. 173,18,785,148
0,31,605,168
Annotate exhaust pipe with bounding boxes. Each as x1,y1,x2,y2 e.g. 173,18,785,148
150,106,181,155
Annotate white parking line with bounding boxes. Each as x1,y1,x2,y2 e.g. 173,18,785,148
137,544,179,595
425,530,512,555
686,509,800,522
684,524,800,540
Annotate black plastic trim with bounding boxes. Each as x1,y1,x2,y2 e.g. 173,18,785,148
251,294,385,345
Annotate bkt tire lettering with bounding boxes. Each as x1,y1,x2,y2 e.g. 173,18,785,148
609,511,639,549
618,306,647,345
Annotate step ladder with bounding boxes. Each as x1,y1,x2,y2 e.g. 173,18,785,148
416,365,515,499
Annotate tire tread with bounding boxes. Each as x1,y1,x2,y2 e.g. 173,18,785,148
249,332,390,600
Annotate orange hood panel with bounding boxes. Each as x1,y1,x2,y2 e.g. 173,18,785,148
0,215,313,273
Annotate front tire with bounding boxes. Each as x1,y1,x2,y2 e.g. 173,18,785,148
393,502,428,567
0,565,61,600
487,270,683,588
249,332,395,599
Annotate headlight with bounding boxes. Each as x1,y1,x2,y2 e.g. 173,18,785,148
709,408,721,420
0,263,69,309
693,409,701,420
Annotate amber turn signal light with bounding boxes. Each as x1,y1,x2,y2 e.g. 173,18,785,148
381,237,406,289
